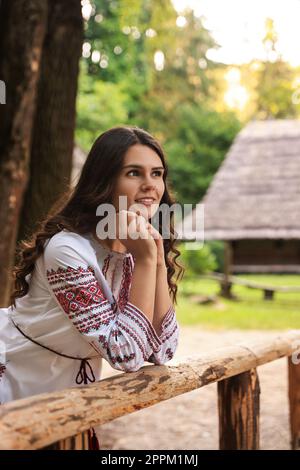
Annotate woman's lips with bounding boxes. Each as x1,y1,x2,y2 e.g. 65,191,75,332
135,199,155,207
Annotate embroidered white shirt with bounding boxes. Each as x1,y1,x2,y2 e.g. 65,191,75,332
0,230,179,404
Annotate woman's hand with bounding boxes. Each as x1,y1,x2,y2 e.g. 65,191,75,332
131,207,165,267
116,210,157,263
145,222,165,267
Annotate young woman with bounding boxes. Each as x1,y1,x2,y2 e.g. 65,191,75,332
0,126,184,450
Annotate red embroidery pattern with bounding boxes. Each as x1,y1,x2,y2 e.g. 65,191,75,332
165,348,174,360
122,304,161,353
46,265,155,365
98,334,136,365
117,257,132,312
162,324,178,343
157,306,178,343
102,254,111,278
47,265,111,335
47,265,95,283
161,305,175,329
146,305,179,364
0,363,6,380
110,352,136,365
116,319,150,360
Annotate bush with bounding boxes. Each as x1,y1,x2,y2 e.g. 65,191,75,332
179,242,218,276
206,240,224,272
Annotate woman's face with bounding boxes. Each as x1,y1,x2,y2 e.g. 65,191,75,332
112,144,165,220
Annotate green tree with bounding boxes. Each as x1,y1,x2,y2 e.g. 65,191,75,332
254,18,296,119
79,1,219,133
164,104,240,206
133,8,219,135
76,0,240,210
76,62,129,151
82,0,152,118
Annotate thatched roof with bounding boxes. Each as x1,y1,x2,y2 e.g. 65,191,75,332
178,119,300,241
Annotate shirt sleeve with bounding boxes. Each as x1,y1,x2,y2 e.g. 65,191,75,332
146,305,179,365
43,236,166,373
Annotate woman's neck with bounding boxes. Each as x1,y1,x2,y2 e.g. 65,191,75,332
92,230,127,254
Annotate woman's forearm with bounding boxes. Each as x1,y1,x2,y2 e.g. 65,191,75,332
128,258,157,323
152,264,173,335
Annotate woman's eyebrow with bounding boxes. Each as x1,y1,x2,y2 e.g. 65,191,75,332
122,164,164,170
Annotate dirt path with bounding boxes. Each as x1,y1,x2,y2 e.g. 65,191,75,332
97,328,292,450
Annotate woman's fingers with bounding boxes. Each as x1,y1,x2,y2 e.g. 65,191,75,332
136,218,148,239
127,211,149,240
117,210,128,239
117,210,138,239
130,203,148,220
128,213,139,240
146,222,161,240
117,209,157,241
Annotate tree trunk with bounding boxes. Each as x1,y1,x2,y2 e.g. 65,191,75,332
0,0,48,306
17,0,83,243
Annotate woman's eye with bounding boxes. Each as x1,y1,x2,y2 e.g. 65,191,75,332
127,170,163,177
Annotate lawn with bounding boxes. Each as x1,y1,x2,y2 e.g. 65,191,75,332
176,274,300,330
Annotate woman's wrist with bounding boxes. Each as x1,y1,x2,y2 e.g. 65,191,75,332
156,261,167,271
134,254,157,266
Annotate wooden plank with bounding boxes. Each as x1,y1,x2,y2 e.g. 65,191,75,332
203,272,300,293
218,368,260,450
0,331,299,450
288,355,300,450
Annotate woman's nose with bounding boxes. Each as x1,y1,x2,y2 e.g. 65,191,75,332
141,174,156,188
141,181,156,191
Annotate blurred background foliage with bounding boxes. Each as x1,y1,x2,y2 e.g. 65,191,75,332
76,0,300,273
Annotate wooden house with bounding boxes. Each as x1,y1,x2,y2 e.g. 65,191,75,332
180,120,300,275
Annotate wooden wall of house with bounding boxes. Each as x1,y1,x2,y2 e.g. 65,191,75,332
232,239,300,273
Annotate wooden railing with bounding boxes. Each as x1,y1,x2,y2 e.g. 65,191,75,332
0,331,300,450
203,272,300,301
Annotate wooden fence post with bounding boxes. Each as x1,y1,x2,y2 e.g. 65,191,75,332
218,368,260,450
288,355,300,450
220,241,234,298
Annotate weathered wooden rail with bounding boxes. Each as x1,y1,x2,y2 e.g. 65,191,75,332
203,272,300,300
0,331,300,450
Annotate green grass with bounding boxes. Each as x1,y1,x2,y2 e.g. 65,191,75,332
176,274,300,330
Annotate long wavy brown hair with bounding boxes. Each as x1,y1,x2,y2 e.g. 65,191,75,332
11,126,185,307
